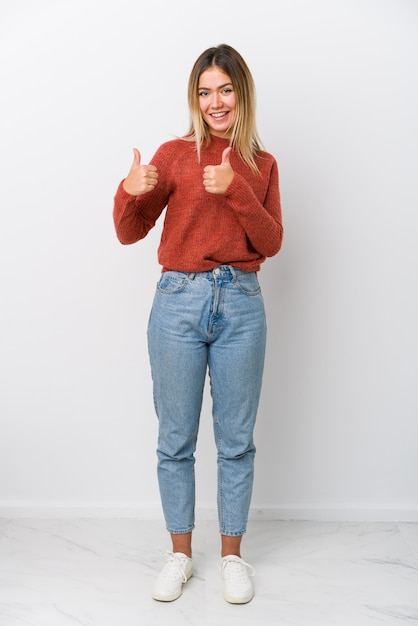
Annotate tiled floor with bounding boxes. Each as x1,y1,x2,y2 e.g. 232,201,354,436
0,518,417,625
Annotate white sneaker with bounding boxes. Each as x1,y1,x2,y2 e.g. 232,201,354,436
152,552,193,602
221,555,255,604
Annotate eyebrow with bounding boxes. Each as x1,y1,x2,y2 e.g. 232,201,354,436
198,82,233,90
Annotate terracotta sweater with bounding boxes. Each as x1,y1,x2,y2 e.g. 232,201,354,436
113,134,283,273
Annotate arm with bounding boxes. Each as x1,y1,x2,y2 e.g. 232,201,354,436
113,148,169,245
225,159,283,258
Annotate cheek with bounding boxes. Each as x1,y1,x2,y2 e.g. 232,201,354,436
199,100,208,116
228,95,237,111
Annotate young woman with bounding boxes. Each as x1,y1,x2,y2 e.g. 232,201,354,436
113,44,283,604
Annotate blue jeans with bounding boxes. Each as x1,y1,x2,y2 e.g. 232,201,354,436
147,266,266,537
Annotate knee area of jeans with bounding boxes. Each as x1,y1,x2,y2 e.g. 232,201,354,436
218,444,256,460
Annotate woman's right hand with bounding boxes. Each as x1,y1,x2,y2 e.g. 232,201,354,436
122,148,158,196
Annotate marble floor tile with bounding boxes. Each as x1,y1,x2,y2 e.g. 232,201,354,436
399,522,418,558
0,518,417,625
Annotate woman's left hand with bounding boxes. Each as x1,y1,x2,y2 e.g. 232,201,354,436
203,147,234,194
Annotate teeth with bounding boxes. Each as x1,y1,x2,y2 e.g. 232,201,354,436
212,113,226,118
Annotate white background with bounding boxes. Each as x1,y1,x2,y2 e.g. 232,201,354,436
0,0,417,520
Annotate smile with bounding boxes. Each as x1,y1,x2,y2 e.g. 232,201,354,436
211,112,228,119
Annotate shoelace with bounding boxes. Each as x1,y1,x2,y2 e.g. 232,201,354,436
160,551,189,583
221,557,255,581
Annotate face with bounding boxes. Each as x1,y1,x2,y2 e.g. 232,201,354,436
198,66,236,138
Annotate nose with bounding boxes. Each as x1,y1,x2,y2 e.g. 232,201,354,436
211,91,223,108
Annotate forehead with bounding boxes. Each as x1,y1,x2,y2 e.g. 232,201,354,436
198,66,232,87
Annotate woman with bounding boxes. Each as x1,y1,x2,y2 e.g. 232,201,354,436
113,44,283,604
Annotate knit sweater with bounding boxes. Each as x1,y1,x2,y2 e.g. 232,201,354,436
113,134,283,273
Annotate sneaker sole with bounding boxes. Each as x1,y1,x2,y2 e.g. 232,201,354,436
223,589,254,604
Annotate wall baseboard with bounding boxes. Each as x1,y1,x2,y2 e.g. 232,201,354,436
0,502,417,522
248,506,418,522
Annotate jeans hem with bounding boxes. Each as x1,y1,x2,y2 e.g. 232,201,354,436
167,526,195,535
219,529,247,537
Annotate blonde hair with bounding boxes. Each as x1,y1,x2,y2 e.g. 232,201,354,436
185,44,263,174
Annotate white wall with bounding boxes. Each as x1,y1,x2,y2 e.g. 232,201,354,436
0,0,417,520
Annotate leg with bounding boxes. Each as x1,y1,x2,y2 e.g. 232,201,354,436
171,532,193,558
149,272,212,602
147,272,209,535
208,270,266,540
199,268,264,605
221,534,242,558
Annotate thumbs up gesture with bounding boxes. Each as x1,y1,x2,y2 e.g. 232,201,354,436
122,148,158,196
203,147,234,194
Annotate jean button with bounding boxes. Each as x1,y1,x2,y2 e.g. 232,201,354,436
214,268,220,276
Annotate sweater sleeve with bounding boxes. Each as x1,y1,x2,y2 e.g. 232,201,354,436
224,158,283,257
112,183,156,244
113,147,171,245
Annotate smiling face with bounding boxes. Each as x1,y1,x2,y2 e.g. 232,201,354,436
198,66,236,138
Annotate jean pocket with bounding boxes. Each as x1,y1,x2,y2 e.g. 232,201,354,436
234,272,261,295
156,271,189,294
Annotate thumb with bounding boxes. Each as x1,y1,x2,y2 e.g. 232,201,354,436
221,147,232,166
132,148,141,167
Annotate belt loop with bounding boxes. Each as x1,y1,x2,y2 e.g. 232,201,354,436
187,272,195,280
228,266,237,281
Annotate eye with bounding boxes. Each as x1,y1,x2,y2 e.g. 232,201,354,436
198,90,209,97
222,88,233,94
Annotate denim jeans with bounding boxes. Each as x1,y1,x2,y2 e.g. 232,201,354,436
147,266,266,537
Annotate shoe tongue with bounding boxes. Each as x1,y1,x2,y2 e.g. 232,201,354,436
224,555,241,563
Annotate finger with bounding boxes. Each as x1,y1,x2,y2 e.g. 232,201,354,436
132,148,141,167
221,147,232,165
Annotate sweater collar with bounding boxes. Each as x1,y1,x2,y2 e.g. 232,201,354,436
208,134,231,146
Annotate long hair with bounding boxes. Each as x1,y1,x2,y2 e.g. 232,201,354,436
185,44,263,174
